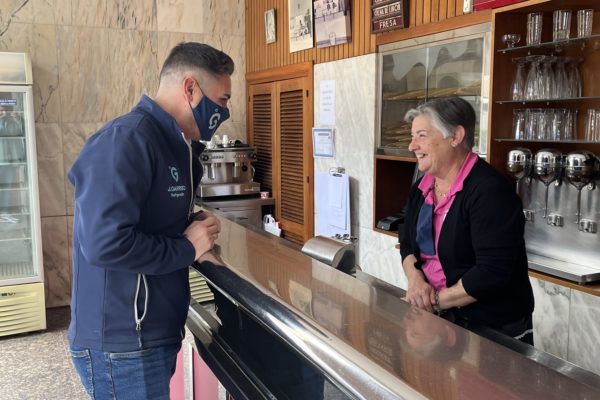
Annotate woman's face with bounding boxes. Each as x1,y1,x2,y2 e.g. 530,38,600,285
408,115,456,177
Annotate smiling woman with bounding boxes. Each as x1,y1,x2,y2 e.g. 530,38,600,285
399,97,535,347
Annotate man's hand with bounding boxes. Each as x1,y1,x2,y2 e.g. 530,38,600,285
197,246,225,265
184,214,220,260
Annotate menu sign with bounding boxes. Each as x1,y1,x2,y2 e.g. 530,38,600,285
371,0,408,33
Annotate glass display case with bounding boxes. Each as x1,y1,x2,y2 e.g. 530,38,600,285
377,23,492,158
0,52,45,336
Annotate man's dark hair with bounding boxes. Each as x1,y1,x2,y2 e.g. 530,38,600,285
160,42,234,82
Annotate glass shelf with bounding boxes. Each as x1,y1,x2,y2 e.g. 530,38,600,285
0,135,25,138
384,94,481,102
0,162,26,166
496,96,600,105
494,138,600,144
497,34,600,54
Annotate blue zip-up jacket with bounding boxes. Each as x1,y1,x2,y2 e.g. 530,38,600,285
68,96,202,352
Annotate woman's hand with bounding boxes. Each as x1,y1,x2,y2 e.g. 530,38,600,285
402,254,436,313
405,274,436,313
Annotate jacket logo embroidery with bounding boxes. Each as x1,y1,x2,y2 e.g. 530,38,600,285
169,166,179,182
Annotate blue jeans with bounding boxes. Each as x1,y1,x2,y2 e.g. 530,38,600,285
69,343,181,400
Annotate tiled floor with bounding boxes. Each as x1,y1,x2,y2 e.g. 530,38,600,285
0,307,87,400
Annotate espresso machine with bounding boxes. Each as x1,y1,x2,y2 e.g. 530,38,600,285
197,141,274,229
198,143,260,198
506,148,600,283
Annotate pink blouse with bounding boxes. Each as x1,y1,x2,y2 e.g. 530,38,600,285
417,152,478,291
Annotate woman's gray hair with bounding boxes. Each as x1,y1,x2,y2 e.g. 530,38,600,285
404,97,476,150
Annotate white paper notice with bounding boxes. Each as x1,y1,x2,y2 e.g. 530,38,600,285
319,80,335,126
312,128,334,158
315,171,350,237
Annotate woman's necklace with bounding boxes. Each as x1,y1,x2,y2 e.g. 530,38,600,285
434,181,449,199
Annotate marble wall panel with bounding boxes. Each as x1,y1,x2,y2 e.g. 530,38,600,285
27,0,56,24
203,0,244,37
354,225,406,290
314,55,405,289
0,0,33,25
57,26,111,123
71,0,109,28
62,122,103,215
35,123,66,217
529,277,570,360
568,290,600,375
107,0,157,30
106,29,159,120
157,0,204,34
41,216,70,307
0,23,60,123
53,0,72,25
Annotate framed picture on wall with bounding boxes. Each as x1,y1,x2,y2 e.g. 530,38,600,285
313,0,352,48
288,0,314,52
265,9,276,44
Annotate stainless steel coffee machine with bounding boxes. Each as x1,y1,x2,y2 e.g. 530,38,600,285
198,144,260,198
506,148,600,283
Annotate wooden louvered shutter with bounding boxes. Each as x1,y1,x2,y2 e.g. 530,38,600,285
275,78,312,245
247,64,314,246
248,84,274,193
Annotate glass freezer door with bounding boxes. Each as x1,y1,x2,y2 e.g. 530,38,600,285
0,87,42,284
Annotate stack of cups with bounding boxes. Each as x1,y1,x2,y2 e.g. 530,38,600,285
585,109,600,142
553,10,572,41
577,9,594,38
527,12,543,45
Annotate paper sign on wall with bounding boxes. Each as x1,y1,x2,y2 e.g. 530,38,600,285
319,80,335,126
312,127,334,158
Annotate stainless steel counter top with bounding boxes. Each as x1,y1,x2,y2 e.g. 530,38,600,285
191,215,600,399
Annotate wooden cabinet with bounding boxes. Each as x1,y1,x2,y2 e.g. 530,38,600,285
488,0,600,172
247,64,314,245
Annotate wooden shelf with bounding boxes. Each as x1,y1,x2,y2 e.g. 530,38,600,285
373,227,398,238
375,154,417,162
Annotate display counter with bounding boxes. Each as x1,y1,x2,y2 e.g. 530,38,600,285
188,215,600,399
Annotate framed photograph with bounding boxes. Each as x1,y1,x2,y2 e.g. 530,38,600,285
265,9,276,44
288,0,314,53
314,0,352,48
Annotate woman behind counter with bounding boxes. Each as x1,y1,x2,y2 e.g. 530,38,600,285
400,97,535,345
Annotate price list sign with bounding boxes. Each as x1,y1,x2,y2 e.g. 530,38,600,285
371,0,409,33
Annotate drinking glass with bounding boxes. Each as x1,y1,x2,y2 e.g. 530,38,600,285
553,10,572,41
511,59,527,101
566,59,582,98
564,109,577,141
524,56,543,100
513,109,526,140
540,56,554,100
527,12,543,45
550,108,566,141
585,109,600,142
577,9,594,38
553,58,569,99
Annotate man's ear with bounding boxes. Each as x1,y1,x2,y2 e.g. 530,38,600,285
183,77,195,101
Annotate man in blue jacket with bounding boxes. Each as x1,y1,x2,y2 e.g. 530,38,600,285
67,42,233,399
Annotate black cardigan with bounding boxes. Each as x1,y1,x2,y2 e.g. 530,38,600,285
400,158,534,329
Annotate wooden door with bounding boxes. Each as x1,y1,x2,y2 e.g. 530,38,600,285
248,68,314,245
